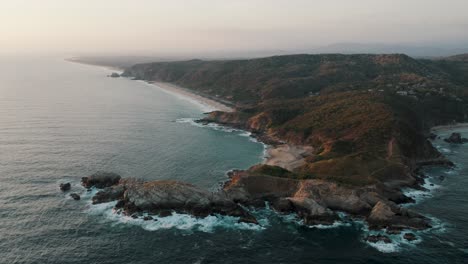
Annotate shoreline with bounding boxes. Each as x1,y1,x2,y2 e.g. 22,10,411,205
149,82,234,112
431,123,468,132
65,58,124,73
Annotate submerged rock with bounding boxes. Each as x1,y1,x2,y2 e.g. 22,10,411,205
70,193,81,200
59,183,71,192
403,232,417,241
366,235,392,244
444,132,468,144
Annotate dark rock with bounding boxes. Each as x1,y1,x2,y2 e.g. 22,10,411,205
444,132,468,144
271,198,294,213
109,72,120,78
386,226,402,235
439,175,445,182
403,233,417,241
92,185,125,204
115,200,125,209
158,210,173,217
59,183,71,192
81,172,121,189
428,132,437,140
238,215,259,225
121,180,258,224
368,201,431,230
69,193,81,200
366,235,392,244
143,216,153,221
131,214,139,219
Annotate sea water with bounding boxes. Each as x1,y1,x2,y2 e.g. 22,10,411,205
0,56,467,263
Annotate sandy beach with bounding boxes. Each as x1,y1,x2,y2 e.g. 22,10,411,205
150,82,234,112
431,123,468,132
264,144,314,171
151,82,313,171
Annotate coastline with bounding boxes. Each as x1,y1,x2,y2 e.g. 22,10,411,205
65,58,124,73
150,82,234,113
66,59,462,253
141,82,314,172
431,123,468,132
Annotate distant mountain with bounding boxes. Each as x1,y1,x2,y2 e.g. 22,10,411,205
443,53,468,62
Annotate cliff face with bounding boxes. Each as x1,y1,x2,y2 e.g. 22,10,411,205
202,91,447,187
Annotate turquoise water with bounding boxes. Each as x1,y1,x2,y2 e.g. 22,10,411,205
0,57,467,263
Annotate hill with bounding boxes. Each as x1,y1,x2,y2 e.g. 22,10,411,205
122,54,468,187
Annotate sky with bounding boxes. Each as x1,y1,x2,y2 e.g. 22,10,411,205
1,0,467,56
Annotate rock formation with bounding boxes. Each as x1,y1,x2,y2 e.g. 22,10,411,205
59,182,71,192
444,132,468,144
83,175,257,224
70,193,81,200
79,171,431,232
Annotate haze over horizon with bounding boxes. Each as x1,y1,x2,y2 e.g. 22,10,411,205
1,0,468,57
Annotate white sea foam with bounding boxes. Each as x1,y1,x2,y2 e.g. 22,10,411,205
175,117,240,133
362,228,422,253
85,199,265,232
175,117,269,159
402,177,442,205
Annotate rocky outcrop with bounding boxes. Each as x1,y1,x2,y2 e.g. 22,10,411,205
70,193,81,200
444,132,468,144
366,235,392,244
109,72,120,78
59,183,71,192
78,169,432,236
404,233,417,241
223,172,430,229
86,176,257,224
81,172,121,189
92,185,125,204
367,201,429,230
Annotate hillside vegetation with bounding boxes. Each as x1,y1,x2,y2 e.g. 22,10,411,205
122,54,468,186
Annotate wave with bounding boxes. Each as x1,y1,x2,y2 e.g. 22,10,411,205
138,81,216,112
86,200,265,233
176,117,268,157
360,224,421,253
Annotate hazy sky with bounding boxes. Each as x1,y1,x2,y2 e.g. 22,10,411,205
1,0,467,55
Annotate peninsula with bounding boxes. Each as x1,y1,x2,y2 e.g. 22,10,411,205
75,53,468,242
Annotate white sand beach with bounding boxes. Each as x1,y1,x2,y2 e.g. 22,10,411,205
431,123,468,132
150,82,234,112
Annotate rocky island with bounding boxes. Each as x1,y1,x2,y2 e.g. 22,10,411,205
78,53,468,242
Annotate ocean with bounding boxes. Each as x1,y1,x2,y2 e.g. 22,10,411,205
0,57,467,263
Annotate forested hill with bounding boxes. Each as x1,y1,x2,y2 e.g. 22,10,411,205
122,53,468,105
121,53,468,186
